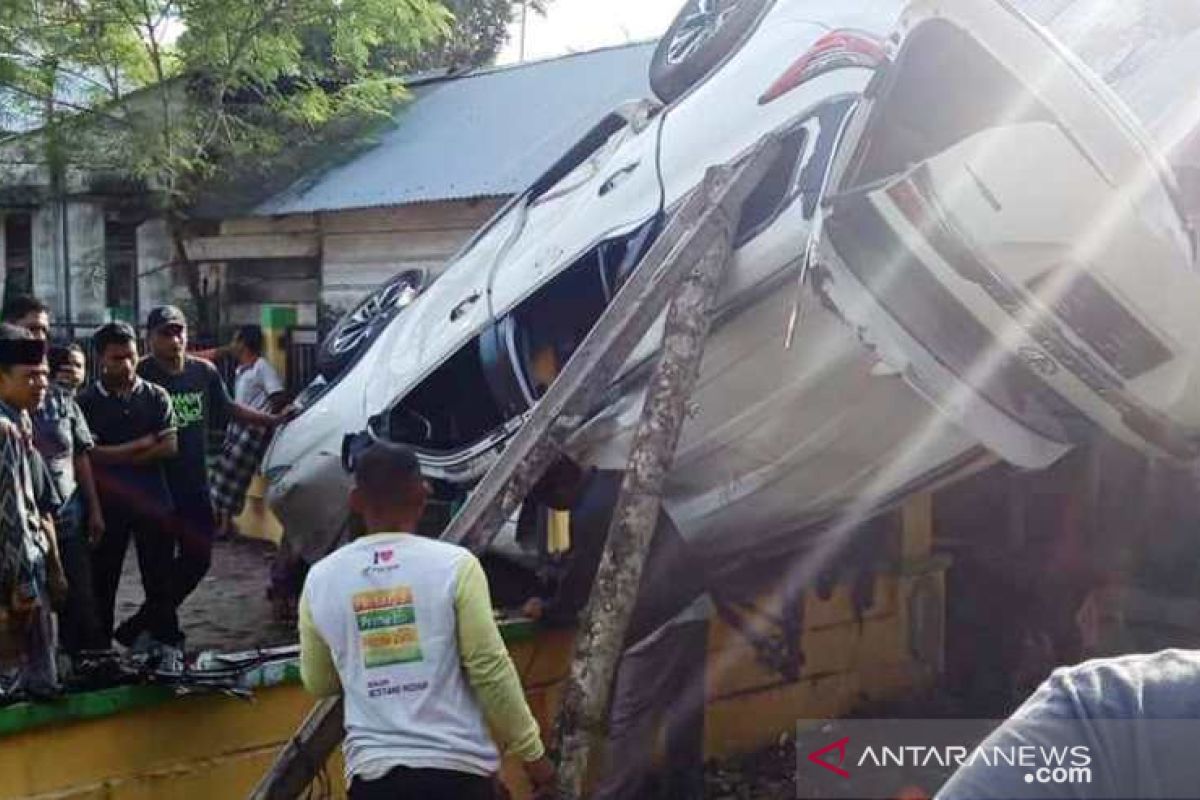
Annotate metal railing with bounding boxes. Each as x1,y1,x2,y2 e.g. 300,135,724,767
284,327,320,396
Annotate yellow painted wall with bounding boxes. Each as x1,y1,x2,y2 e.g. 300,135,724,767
0,683,322,799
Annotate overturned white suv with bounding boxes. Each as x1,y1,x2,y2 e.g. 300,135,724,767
264,0,1200,569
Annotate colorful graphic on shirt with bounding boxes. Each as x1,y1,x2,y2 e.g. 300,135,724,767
353,586,423,667
170,391,205,428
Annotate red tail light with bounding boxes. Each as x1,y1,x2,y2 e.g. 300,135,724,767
759,29,887,105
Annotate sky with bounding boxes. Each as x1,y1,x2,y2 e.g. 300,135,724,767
497,0,681,65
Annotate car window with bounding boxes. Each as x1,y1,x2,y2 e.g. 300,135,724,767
736,125,811,244
511,258,609,401
503,218,659,403
735,97,856,245
385,338,508,451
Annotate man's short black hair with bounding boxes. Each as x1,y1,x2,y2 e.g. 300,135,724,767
1,295,50,323
236,325,265,355
93,321,138,357
0,322,40,372
354,440,424,501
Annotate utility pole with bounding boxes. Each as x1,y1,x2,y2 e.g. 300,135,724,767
552,205,734,797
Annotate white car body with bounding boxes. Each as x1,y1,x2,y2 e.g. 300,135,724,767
817,0,1200,470
265,0,1199,567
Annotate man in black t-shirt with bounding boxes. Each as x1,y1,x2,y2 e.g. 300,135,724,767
77,323,178,647
134,306,285,647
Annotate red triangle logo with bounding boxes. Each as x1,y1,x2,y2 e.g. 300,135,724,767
808,736,851,778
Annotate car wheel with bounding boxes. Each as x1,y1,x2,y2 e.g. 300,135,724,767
316,269,424,379
650,0,770,104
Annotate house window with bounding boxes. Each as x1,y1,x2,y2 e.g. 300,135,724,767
104,219,138,320
3,212,33,301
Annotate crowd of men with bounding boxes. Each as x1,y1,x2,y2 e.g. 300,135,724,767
0,296,288,693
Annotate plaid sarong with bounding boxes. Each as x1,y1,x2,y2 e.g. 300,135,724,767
210,423,271,516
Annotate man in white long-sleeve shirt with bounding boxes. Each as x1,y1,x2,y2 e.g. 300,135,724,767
299,440,555,799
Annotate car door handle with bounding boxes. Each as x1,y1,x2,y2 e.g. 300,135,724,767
450,293,481,322
599,162,640,197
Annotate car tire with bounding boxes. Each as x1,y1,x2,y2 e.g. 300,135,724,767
649,0,770,104
316,269,424,379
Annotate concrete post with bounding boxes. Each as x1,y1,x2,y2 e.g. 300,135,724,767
553,221,735,798
136,219,176,315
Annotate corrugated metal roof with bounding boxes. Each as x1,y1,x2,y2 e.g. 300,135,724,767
254,42,656,216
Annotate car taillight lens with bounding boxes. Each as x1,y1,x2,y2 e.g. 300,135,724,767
759,29,887,105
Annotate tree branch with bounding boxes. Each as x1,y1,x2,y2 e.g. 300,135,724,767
1,43,118,97
0,80,134,127
226,0,294,72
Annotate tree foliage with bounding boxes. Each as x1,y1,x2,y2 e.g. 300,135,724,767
1,0,545,198
1,0,544,329
407,0,549,72
6,0,451,195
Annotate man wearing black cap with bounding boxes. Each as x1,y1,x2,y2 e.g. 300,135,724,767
0,323,59,695
134,305,287,647
299,439,555,799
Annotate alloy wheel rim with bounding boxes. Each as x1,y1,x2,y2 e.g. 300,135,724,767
665,0,741,66
329,277,419,355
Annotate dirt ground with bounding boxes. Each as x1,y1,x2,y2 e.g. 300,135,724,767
115,536,297,653
704,741,798,800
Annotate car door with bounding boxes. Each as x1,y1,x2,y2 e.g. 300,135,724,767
817,0,1200,462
